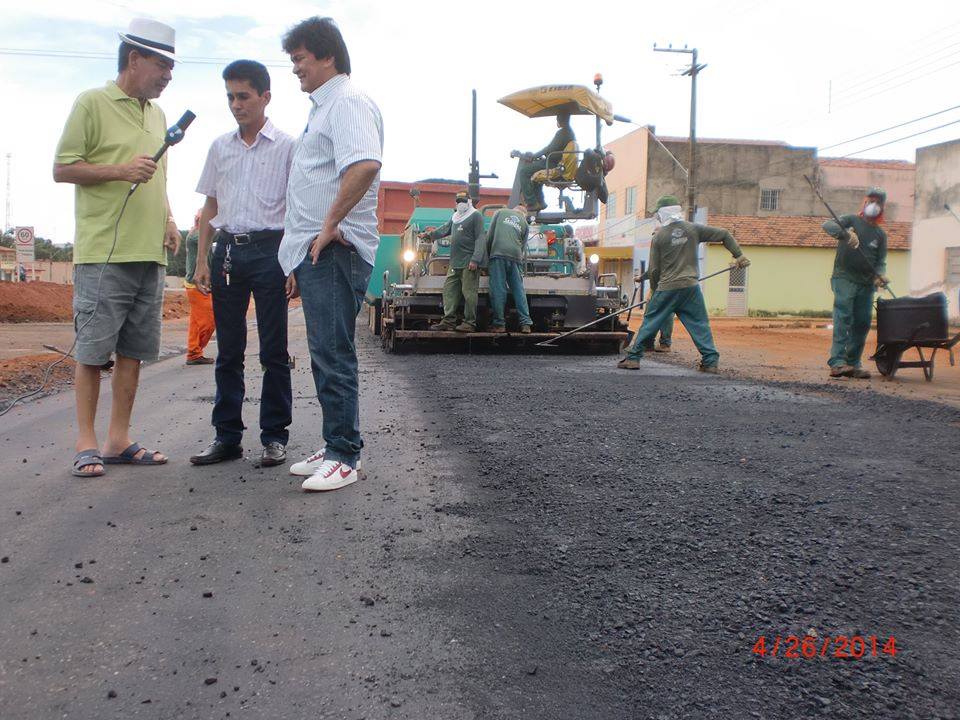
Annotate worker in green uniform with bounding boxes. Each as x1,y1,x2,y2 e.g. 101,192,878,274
821,187,890,379
618,197,749,372
637,195,681,353
516,113,575,212
420,191,486,332
485,202,533,334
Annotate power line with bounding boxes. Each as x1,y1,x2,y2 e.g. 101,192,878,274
838,118,960,157
831,19,960,89
833,36,960,97
655,93,960,186
833,49,960,108
833,58,960,110
820,104,960,151
681,32,960,169
0,47,290,68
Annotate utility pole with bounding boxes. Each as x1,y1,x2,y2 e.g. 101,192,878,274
467,89,497,204
653,45,706,221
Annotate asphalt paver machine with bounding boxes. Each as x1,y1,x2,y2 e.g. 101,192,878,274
379,79,630,353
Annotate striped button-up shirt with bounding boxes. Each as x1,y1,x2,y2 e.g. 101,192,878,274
279,74,383,275
196,118,295,233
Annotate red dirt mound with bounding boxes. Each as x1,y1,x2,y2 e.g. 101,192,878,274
0,281,74,322
0,281,190,323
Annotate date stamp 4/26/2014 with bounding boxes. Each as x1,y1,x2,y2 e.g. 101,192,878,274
753,635,897,660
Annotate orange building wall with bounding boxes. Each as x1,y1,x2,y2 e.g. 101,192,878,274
377,181,512,235
600,127,650,244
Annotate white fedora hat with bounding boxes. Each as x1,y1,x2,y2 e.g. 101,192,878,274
118,18,176,63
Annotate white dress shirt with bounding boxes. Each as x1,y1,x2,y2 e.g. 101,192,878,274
196,118,296,233
279,74,384,275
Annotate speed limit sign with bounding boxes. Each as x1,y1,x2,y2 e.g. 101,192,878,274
15,226,34,263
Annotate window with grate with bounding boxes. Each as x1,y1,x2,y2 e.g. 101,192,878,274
625,186,636,215
607,191,618,219
760,189,780,211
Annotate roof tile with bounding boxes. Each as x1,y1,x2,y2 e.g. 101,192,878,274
708,214,911,250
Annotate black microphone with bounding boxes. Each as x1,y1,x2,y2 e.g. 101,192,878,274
130,110,196,194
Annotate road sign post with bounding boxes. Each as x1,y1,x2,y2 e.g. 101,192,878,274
14,226,34,282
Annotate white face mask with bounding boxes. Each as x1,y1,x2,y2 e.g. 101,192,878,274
656,205,683,226
456,201,467,210
864,202,882,218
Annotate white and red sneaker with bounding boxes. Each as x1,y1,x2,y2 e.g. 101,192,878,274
301,459,360,492
290,448,361,476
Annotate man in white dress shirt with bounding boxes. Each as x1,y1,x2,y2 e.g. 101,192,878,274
279,17,383,492
191,60,297,468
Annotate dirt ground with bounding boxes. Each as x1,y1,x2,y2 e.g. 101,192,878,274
0,281,190,323
0,285,302,408
629,316,960,410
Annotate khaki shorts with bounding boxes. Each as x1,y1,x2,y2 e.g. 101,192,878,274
72,262,164,366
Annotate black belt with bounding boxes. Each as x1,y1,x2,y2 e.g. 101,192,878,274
219,229,283,245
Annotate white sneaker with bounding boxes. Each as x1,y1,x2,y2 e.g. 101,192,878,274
290,447,361,476
301,460,360,492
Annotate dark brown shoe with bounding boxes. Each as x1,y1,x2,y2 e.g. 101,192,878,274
848,367,871,379
519,325,532,334
186,356,215,365
454,322,477,333
429,322,456,331
260,442,287,467
489,326,507,334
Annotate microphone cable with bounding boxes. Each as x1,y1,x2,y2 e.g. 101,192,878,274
0,190,135,417
0,110,195,418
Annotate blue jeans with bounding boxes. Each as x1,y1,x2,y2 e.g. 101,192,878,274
829,277,874,368
295,243,372,467
626,285,718,366
643,313,674,349
210,235,292,447
488,257,533,328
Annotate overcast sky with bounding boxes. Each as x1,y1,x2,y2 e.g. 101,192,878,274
2,0,959,242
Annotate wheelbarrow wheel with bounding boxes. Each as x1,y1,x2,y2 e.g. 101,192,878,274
873,344,903,377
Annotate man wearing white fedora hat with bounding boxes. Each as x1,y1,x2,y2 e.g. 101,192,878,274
54,18,181,478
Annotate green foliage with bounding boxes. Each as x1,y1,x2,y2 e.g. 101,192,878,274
165,229,187,277
0,232,73,261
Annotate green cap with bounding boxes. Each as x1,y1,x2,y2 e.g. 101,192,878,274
653,194,681,211
866,186,887,203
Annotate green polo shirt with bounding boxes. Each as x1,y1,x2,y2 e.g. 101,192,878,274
55,81,169,265
485,209,529,262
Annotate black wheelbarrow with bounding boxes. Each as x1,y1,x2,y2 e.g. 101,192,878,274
870,292,960,381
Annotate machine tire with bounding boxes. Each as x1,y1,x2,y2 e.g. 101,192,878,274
381,325,396,353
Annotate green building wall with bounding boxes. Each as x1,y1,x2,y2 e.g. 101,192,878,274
701,245,910,315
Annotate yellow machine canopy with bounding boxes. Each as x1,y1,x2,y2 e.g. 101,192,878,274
498,85,614,125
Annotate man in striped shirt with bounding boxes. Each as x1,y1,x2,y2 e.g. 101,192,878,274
190,60,297,469
279,17,383,492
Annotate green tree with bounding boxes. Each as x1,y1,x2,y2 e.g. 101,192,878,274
165,229,187,277
0,233,73,261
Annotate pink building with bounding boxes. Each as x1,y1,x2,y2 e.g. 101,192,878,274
818,158,915,223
